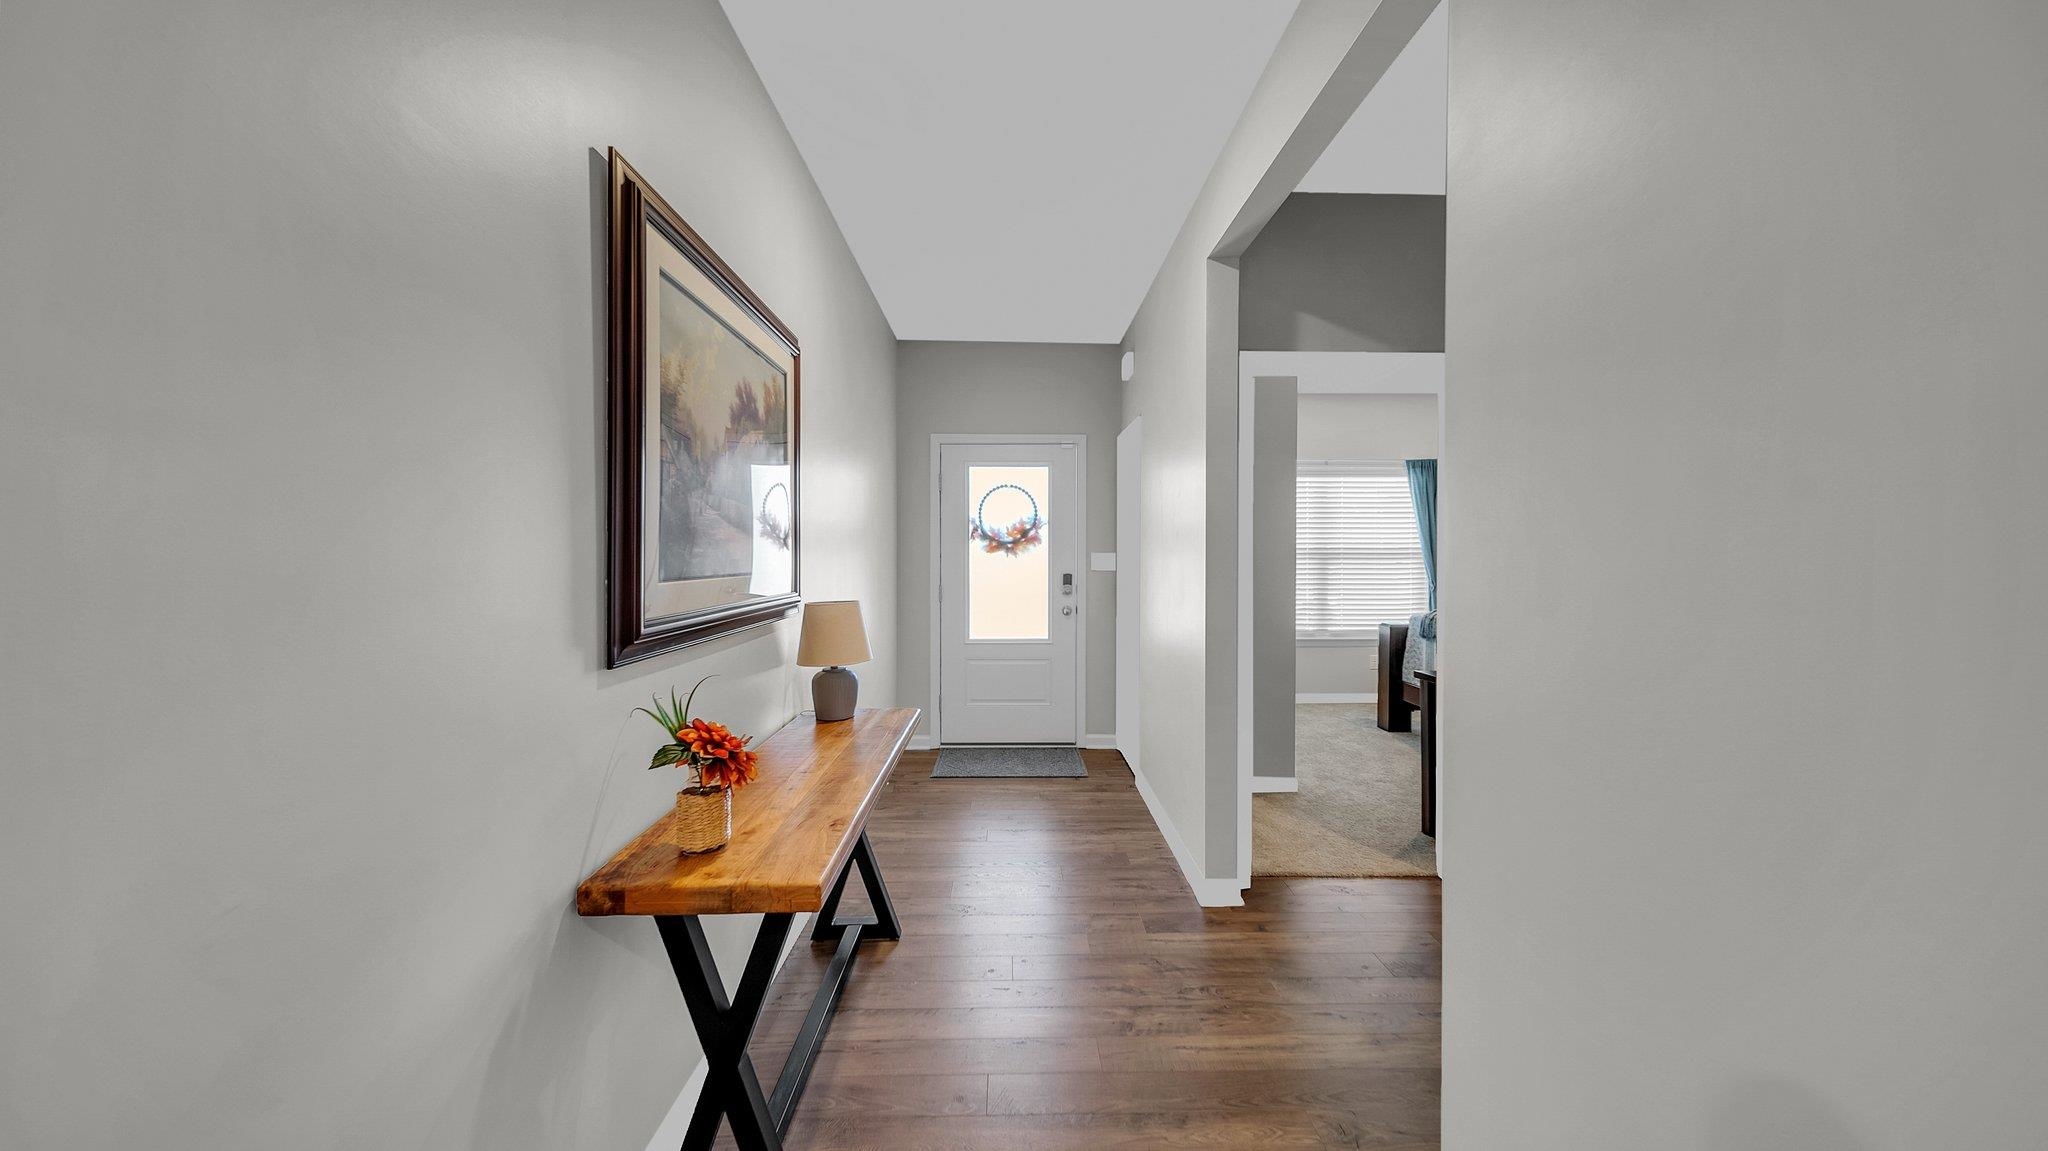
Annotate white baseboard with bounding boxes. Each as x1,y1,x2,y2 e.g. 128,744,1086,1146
1080,733,1119,750
907,734,938,751
1250,776,1299,793
642,912,809,1151
1297,692,1375,704
1126,763,1244,907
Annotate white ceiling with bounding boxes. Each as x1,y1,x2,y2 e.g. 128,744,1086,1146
721,1,1298,344
1297,0,1446,195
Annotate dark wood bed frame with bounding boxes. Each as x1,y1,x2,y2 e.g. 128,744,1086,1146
1377,622,1436,837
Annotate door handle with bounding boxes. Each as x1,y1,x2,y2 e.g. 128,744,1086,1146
1062,605,1075,616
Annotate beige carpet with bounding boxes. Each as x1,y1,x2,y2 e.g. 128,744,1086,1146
1253,703,1437,878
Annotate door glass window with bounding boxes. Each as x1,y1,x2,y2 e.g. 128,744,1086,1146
966,464,1050,640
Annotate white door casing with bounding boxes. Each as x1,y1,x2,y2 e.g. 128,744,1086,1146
1115,419,1142,775
936,438,1083,744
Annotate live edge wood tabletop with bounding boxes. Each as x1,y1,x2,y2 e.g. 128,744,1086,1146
577,707,920,1151
578,707,919,918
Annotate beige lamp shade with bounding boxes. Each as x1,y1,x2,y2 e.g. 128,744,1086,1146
796,600,870,667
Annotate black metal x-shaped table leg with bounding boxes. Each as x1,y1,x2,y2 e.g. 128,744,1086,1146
811,830,901,943
657,912,791,1151
654,831,899,1151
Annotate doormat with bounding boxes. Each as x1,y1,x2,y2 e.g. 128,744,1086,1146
931,746,1087,778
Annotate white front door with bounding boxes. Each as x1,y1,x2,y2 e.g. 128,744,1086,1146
938,440,1081,744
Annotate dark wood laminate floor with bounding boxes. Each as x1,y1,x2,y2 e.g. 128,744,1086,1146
723,749,1442,1149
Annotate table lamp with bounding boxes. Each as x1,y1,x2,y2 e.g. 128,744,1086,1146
797,600,870,722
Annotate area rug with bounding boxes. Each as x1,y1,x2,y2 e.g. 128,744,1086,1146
931,746,1087,778
1253,704,1437,877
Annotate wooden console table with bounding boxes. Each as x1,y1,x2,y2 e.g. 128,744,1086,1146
578,707,918,1151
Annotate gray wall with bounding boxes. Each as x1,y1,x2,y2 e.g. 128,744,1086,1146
1239,193,1446,352
1298,391,1440,461
895,341,1122,741
1444,2,2048,1147
1250,378,1298,779
1297,644,1375,697
0,2,899,1147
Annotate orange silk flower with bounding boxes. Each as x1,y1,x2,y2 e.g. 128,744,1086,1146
677,718,759,790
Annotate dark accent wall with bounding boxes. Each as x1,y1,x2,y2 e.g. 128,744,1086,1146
1250,377,1298,781
1239,193,1446,352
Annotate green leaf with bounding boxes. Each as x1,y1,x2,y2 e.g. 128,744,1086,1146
648,743,686,770
681,674,716,723
637,697,680,734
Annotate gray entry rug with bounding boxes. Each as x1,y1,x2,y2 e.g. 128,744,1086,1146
932,746,1087,778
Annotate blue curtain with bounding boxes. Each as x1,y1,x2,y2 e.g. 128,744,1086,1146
1405,458,1438,612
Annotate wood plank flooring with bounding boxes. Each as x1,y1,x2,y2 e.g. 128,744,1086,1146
724,749,1442,1149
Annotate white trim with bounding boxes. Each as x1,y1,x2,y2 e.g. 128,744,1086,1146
1080,733,1119,750
928,433,1089,747
1297,692,1375,704
642,912,811,1151
907,734,939,752
1128,760,1244,907
1238,350,1443,395
1251,775,1299,793
1114,418,1142,785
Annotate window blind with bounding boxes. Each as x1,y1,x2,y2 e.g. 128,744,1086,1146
1296,460,1429,640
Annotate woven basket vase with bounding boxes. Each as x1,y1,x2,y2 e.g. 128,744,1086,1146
674,785,731,854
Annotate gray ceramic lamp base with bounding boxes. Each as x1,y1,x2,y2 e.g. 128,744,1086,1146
811,665,859,722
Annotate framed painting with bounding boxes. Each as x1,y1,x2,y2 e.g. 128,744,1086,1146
607,149,800,667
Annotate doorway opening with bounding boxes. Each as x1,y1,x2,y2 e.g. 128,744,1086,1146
1239,360,1440,879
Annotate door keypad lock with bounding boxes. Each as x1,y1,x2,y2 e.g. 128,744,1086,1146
1062,572,1075,615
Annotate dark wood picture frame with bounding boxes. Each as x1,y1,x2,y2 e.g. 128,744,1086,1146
607,148,801,668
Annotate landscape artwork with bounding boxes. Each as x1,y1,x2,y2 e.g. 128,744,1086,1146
608,148,801,667
655,273,790,584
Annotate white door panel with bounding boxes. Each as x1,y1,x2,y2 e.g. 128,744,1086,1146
962,657,1055,704
939,441,1080,743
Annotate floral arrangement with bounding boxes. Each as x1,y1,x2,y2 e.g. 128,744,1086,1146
970,513,1044,556
969,482,1046,556
637,676,759,790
